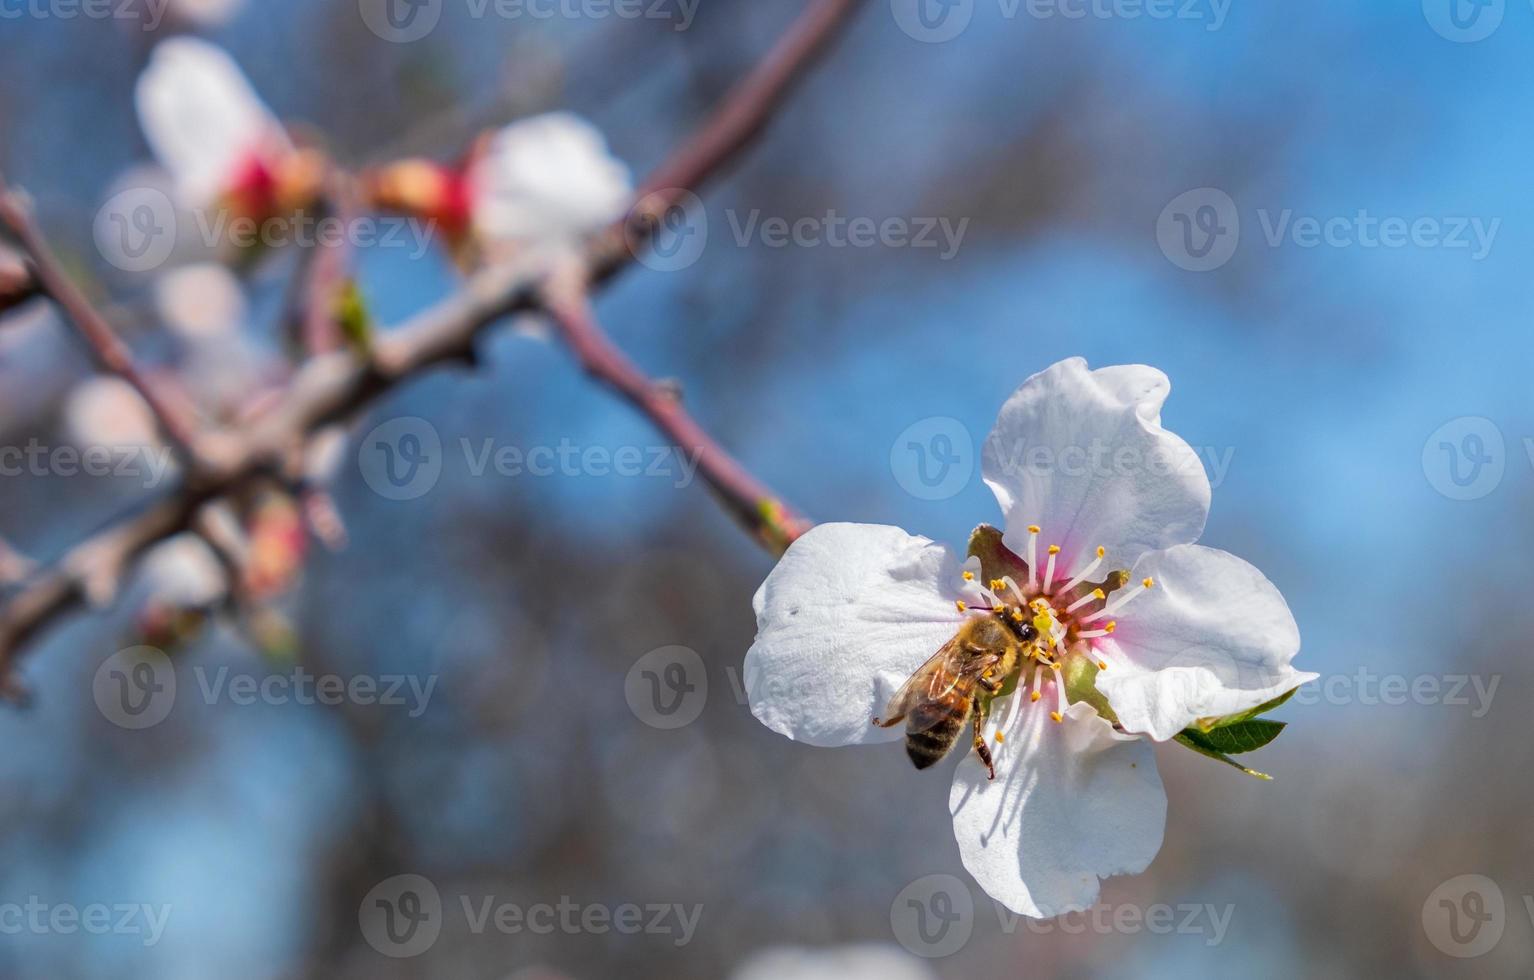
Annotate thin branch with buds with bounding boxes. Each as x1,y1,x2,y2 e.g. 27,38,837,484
541,272,810,551
0,0,861,691
0,186,207,464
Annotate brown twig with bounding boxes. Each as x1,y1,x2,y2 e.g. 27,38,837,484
0,247,38,314
0,0,862,684
0,181,207,464
542,272,809,553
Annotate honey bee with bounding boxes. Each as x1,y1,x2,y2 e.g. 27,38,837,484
873,610,1039,780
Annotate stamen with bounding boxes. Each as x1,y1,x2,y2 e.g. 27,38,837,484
1000,575,1027,604
962,570,974,581
1085,577,1154,623
992,675,1028,744
954,600,967,613
1065,588,1105,615
1042,545,1061,593
1060,545,1106,594
1050,664,1068,723
1076,620,1116,639
1028,662,1043,702
1026,525,1040,590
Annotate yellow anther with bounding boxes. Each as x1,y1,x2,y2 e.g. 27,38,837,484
1105,620,1117,633
1097,659,1108,670
1011,609,1025,622
1096,546,1106,558
1092,588,1105,599
1027,524,1040,534
962,570,974,581
955,600,967,613
994,732,1005,744
1049,661,1062,671
1048,545,1061,555
1049,711,1063,723
1030,690,1041,702
1143,577,1155,589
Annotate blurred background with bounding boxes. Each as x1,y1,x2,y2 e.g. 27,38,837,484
2,0,1533,977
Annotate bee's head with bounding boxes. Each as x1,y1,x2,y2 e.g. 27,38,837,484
995,605,1039,643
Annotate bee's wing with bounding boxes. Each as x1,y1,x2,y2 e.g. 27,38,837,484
881,636,968,720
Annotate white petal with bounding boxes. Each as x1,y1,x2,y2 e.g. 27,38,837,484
950,700,1165,918
982,357,1210,571
135,38,287,207
745,523,967,748
1095,544,1316,742
470,111,633,248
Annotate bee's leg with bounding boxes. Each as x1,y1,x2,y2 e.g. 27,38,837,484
972,704,996,781
872,712,906,728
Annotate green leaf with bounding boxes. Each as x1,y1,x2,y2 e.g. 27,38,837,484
1173,730,1274,781
1194,687,1299,732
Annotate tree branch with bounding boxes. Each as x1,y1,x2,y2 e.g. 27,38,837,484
542,271,810,552
0,247,37,315
0,182,207,464
0,0,862,685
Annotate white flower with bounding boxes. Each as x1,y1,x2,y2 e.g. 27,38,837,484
167,0,246,26
730,943,936,980
155,263,247,343
138,533,227,609
744,357,1315,918
468,112,633,253
134,38,293,209
64,376,159,454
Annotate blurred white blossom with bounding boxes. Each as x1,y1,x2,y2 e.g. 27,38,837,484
731,944,936,980
470,111,633,255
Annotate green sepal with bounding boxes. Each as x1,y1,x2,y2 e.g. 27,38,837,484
334,279,373,356
1192,687,1299,733
966,524,1029,587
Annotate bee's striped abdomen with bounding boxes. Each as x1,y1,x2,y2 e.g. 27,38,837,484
904,697,970,770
